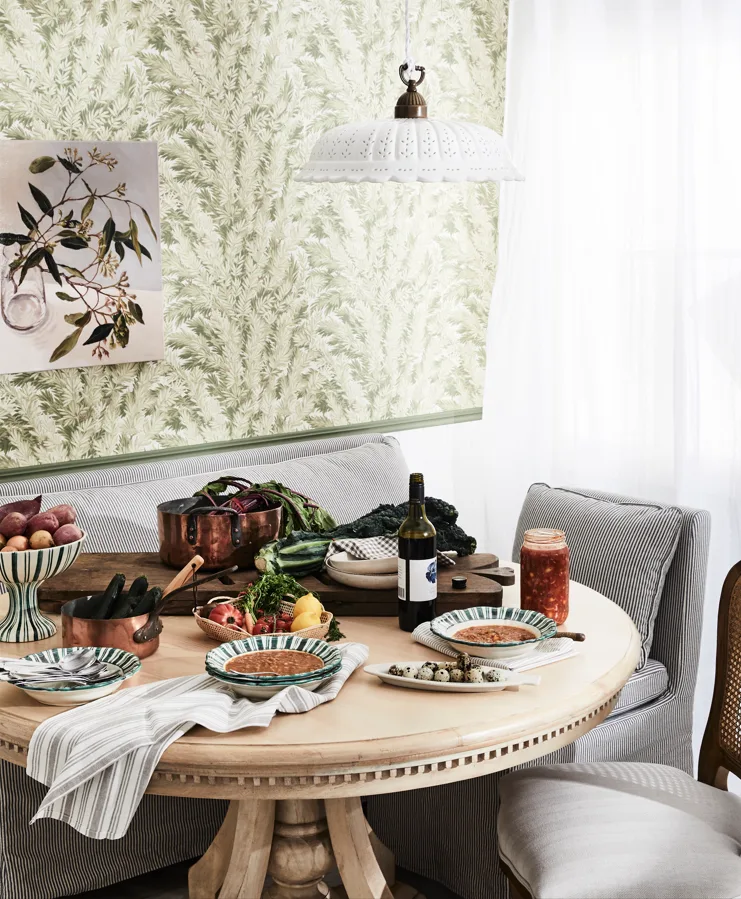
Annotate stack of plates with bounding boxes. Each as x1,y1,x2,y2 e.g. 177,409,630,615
206,635,342,698
325,552,397,589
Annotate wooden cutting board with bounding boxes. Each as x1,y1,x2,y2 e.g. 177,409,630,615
37,552,513,616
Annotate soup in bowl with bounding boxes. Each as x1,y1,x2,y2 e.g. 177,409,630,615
431,607,557,659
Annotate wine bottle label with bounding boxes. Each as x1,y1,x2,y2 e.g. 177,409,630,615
398,558,437,602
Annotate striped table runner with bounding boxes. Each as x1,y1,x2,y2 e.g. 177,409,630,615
26,642,368,841
412,622,577,671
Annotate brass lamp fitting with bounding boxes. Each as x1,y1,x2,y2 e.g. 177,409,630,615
395,64,427,118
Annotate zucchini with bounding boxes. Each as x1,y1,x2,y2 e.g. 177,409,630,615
90,574,126,619
109,575,148,618
129,586,162,617
255,533,330,577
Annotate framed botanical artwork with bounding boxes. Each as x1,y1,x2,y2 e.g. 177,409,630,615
0,140,162,374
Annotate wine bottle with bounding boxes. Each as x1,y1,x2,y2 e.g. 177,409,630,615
397,473,437,632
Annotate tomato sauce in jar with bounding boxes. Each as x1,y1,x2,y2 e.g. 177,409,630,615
520,528,570,624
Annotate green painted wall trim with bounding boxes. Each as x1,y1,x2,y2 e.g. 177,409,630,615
0,408,482,484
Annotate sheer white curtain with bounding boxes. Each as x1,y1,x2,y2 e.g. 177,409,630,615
475,0,741,756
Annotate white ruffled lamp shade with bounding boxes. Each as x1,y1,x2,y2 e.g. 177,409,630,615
295,118,523,184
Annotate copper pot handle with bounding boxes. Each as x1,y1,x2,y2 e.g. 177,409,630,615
187,508,243,547
133,556,205,645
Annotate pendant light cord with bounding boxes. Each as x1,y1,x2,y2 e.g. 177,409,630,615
403,0,416,81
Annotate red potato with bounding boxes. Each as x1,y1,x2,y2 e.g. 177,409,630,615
0,512,27,538
29,530,55,550
1,546,15,553
7,535,29,551
53,523,83,546
46,504,76,527
0,496,41,527
26,512,59,536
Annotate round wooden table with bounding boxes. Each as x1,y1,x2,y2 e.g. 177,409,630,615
0,567,640,899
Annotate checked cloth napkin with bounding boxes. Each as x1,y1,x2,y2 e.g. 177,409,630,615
412,622,578,672
327,536,456,567
27,642,368,841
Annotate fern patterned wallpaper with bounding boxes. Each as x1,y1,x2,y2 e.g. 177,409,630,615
0,0,508,470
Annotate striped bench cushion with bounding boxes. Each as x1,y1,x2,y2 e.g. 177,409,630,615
611,658,668,716
0,440,409,554
513,484,683,668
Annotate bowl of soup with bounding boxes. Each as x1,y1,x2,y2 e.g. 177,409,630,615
205,634,342,697
430,607,557,659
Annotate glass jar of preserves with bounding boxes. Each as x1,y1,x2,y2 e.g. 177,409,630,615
520,528,570,624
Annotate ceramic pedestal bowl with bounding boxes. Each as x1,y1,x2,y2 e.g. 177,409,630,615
0,534,86,643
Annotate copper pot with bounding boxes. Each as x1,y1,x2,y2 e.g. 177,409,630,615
157,497,281,570
61,557,205,659
61,597,162,659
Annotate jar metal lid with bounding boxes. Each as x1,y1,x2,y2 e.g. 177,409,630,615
451,576,468,590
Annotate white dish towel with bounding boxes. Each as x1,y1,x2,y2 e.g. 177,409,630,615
412,622,578,672
26,642,368,841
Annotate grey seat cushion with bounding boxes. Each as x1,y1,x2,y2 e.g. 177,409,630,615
498,762,741,899
0,438,409,553
610,658,668,716
513,484,683,667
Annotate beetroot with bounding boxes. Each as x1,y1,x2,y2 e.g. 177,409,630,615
53,523,83,546
0,496,41,526
47,504,76,527
0,512,28,538
26,512,59,536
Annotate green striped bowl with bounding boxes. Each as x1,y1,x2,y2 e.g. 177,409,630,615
430,606,558,660
206,634,341,683
12,646,141,705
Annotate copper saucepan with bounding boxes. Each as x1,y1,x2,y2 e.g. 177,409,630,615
61,557,205,659
157,497,282,570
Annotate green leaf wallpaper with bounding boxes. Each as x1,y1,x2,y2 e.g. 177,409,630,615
0,0,508,469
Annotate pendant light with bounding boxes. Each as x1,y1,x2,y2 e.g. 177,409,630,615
296,0,523,183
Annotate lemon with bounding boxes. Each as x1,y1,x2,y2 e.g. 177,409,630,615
291,611,322,632
293,593,323,618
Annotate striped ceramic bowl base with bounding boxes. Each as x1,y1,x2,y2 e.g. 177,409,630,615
0,536,85,643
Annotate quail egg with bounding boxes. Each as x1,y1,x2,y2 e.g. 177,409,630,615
449,668,464,682
417,665,435,681
401,665,419,679
483,668,503,683
433,668,450,682
465,667,485,683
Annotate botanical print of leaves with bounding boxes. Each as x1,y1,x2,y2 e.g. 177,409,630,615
0,0,508,469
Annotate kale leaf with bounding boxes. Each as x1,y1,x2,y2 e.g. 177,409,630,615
330,497,476,556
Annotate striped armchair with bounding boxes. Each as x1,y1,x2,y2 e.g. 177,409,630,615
367,485,711,899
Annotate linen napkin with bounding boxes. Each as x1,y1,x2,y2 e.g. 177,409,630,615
27,642,368,841
412,622,578,672
327,536,456,567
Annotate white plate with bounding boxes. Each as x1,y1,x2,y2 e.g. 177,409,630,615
324,565,397,591
364,662,540,693
326,552,397,575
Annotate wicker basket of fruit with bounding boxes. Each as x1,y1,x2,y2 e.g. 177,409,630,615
193,573,338,643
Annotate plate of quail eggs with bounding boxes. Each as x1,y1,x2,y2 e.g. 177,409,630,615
364,653,540,693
